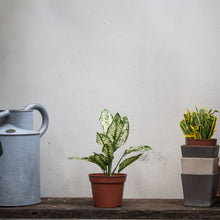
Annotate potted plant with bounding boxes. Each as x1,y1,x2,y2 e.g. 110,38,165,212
179,106,219,207
68,109,151,208
179,106,218,146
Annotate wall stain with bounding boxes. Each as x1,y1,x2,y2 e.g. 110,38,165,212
140,151,166,165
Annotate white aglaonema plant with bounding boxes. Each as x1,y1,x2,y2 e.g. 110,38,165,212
68,109,152,176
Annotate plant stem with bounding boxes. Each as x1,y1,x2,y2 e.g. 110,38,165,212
108,161,112,176
112,154,125,174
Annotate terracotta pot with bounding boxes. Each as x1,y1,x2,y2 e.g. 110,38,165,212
89,173,127,208
185,138,217,146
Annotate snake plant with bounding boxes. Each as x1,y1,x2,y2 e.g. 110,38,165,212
179,106,218,140
68,109,151,176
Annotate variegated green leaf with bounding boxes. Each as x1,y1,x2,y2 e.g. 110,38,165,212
190,125,201,139
184,134,195,138
124,145,152,156
211,110,219,115
96,132,112,147
106,113,122,147
67,154,107,171
85,153,107,171
187,108,191,123
183,113,190,125
191,112,196,127
179,120,192,135
118,154,142,173
102,144,114,161
208,116,217,139
195,113,200,126
115,116,129,149
199,108,205,122
106,113,129,150
97,153,109,165
99,109,113,134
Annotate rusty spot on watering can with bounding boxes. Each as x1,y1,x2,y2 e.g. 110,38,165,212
5,129,16,133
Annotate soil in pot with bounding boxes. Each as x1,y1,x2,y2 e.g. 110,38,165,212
89,173,127,208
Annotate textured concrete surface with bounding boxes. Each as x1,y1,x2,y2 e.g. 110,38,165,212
181,157,219,174
1,197,220,219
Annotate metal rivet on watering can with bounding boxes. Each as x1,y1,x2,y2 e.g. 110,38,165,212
0,104,49,206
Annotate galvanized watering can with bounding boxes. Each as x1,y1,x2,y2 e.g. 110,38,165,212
0,104,49,206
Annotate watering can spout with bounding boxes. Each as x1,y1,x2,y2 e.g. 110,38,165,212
0,110,10,119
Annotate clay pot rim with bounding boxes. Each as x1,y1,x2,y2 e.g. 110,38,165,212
89,173,127,184
185,138,217,146
186,138,217,140
89,173,127,178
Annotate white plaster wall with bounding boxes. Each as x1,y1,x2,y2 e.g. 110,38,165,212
0,0,220,198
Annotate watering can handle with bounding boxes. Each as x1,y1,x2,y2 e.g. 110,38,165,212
25,104,49,137
0,110,10,119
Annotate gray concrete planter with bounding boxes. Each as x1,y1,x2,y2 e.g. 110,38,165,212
181,173,219,207
181,158,219,174
217,164,220,201
181,145,219,158
181,139,219,207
